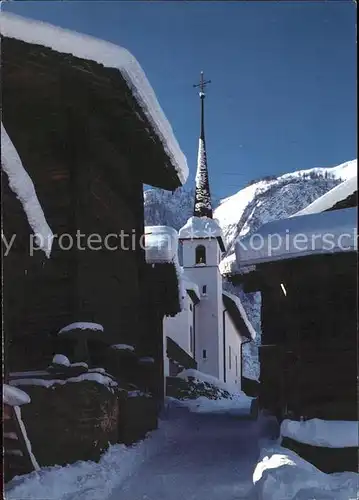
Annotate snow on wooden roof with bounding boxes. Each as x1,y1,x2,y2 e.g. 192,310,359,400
235,207,357,267
293,174,357,216
222,290,256,340
1,123,54,257
181,270,200,302
144,226,184,312
144,226,178,264
58,322,104,335
1,12,188,186
281,418,359,448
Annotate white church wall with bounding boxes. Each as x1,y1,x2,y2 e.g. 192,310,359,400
223,311,243,389
163,292,195,381
182,239,224,380
163,293,194,356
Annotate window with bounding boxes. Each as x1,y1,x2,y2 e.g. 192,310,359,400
229,346,232,370
195,245,206,264
235,355,238,376
203,349,207,359
190,303,193,311
190,326,193,352
202,285,207,295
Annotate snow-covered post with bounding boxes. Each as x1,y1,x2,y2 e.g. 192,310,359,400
58,322,105,364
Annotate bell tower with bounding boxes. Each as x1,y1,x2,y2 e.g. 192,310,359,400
179,72,225,379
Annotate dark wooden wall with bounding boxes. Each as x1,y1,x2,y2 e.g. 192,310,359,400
2,38,149,371
259,253,357,421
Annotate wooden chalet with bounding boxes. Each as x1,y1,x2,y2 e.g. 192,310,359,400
1,12,187,473
230,177,358,472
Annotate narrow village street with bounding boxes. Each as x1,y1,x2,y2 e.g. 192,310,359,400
2,4,357,500
108,404,261,500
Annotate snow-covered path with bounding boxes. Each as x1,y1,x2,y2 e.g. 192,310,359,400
108,406,260,500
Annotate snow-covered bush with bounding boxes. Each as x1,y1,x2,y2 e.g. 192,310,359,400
166,375,232,401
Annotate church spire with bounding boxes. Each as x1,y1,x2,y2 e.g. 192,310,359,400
193,72,213,219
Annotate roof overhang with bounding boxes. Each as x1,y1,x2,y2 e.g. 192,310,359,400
222,291,256,341
235,207,357,268
187,288,200,305
1,13,188,191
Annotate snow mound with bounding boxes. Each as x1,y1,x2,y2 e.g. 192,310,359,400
5,418,176,500
253,444,359,500
1,12,188,185
58,322,104,334
51,354,70,367
110,344,135,352
281,419,359,448
171,394,253,415
3,384,31,406
1,123,54,257
71,362,89,369
177,369,254,403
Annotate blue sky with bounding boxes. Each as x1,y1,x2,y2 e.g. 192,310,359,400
4,1,356,199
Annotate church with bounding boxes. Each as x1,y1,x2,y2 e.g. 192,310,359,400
152,73,256,389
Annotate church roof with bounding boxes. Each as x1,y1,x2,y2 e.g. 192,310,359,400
222,291,256,341
178,216,225,251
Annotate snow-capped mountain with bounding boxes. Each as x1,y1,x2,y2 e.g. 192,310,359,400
144,159,357,380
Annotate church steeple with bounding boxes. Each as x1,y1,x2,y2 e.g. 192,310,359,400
193,72,213,219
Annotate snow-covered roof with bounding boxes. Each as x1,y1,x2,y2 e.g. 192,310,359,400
58,322,104,335
293,175,357,216
222,290,256,340
281,418,359,448
235,207,357,267
51,354,70,367
1,123,54,257
179,216,225,251
181,272,200,301
219,253,238,275
3,384,31,406
144,225,178,264
10,373,118,393
1,12,188,186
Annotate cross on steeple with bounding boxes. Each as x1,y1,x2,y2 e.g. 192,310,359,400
193,71,213,219
193,71,211,97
